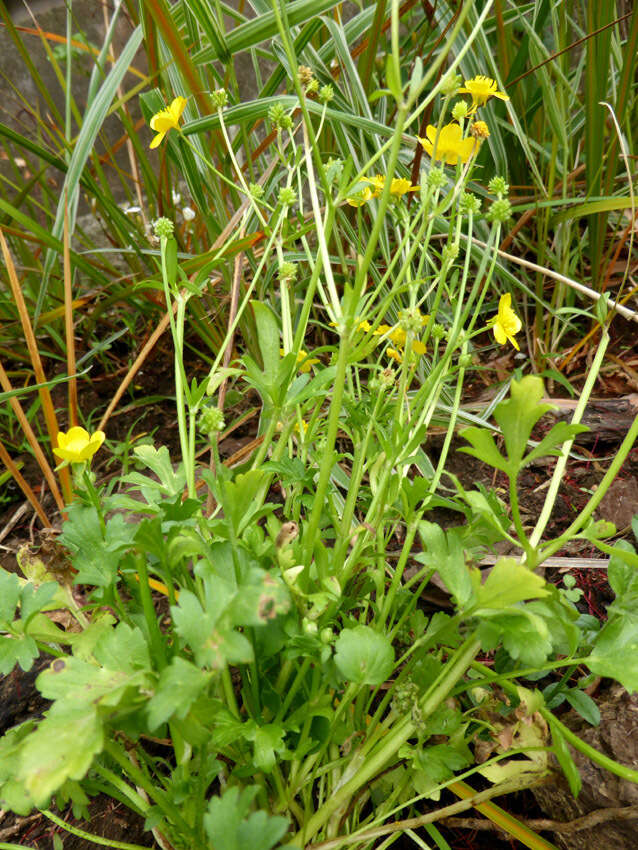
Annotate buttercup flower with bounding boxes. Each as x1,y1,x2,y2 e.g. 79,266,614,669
53,427,105,463
363,175,418,198
149,96,187,149
418,123,478,166
346,186,374,207
281,348,320,373
371,323,427,361
458,76,509,109
490,293,522,350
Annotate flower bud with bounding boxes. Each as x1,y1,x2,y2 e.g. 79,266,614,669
441,72,462,96
451,101,468,121
320,627,334,644
303,618,318,635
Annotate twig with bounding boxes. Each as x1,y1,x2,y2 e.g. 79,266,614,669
0,502,30,545
0,813,42,840
471,237,638,323
443,803,638,834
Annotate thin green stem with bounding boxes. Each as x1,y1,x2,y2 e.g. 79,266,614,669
529,330,609,550
40,810,152,850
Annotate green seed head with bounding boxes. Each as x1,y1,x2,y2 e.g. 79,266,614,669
199,406,225,436
488,176,509,197
212,88,228,109
487,197,512,223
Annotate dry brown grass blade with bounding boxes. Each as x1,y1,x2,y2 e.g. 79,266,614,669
0,228,72,503
0,361,65,514
0,439,51,528
97,304,176,434
63,200,78,429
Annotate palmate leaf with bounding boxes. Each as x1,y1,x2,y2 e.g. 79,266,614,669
493,376,556,469
460,375,588,477
204,786,289,850
17,706,103,809
473,558,549,610
587,615,638,693
334,625,394,685
0,634,39,676
147,657,212,731
417,522,473,608
171,590,253,669
457,427,510,474
58,505,136,587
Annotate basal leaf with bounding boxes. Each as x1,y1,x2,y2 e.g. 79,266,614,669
204,786,288,850
475,559,549,610
493,376,556,469
457,427,509,474
587,615,638,692
417,523,473,608
523,422,589,467
147,657,211,731
334,625,394,685
17,706,103,808
0,634,39,675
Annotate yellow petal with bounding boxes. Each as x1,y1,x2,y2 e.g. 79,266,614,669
493,322,507,345
168,96,187,123
149,131,166,149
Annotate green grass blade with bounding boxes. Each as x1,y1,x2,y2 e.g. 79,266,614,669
38,25,144,320
193,0,342,61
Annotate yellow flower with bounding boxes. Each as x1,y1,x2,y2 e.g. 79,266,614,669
149,96,187,149
490,293,522,350
363,175,418,197
346,186,374,207
458,76,509,108
281,348,320,373
53,427,105,463
418,123,478,166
